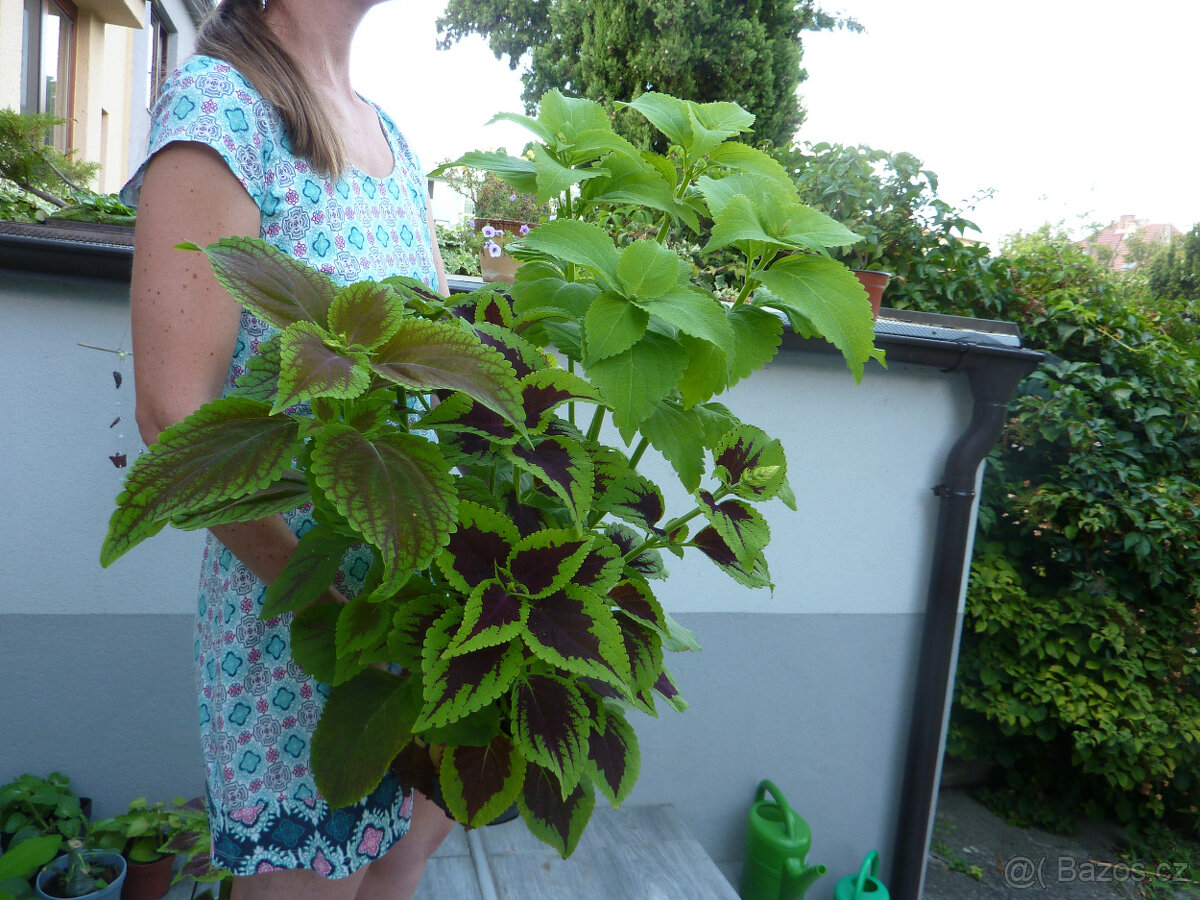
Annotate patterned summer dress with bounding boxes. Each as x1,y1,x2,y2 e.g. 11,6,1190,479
120,54,440,879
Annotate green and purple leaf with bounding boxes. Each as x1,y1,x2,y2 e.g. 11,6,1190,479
508,436,594,525
170,470,309,530
438,734,525,828
518,763,595,859
524,585,632,690
336,591,392,657
518,368,602,431
274,321,370,413
651,666,688,712
572,534,624,597
619,617,663,694
190,236,336,330
512,674,590,795
608,579,668,633
712,424,788,502
328,281,406,350
437,502,519,594
228,335,282,402
418,393,515,444
417,609,523,730
472,322,543,378
369,318,524,424
446,579,529,657
311,669,420,808
691,525,773,589
261,525,357,619
697,491,770,569
585,708,640,808
310,424,457,592
506,530,592,598
604,523,667,581
102,398,302,565
386,580,456,669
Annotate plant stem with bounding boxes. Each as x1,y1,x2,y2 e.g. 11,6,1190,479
628,436,650,469
586,406,606,443
656,215,672,244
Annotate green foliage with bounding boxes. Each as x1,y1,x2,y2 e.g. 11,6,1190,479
0,109,98,201
0,773,87,851
1145,224,1200,302
947,227,1200,831
782,141,1014,317
437,0,860,150
436,221,483,277
102,89,876,856
88,797,206,864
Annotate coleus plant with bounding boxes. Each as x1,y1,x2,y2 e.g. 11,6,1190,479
101,90,880,857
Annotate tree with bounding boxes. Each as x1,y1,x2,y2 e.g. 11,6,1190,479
1144,224,1200,302
437,0,859,149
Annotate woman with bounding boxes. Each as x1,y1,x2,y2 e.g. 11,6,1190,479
120,0,455,896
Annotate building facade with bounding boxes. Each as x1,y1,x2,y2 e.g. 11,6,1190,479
0,0,208,192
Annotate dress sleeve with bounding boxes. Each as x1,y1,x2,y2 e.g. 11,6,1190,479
120,56,280,214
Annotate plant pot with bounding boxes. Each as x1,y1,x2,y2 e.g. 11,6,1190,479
480,248,522,285
851,269,891,318
35,851,126,900
474,217,528,236
119,855,174,900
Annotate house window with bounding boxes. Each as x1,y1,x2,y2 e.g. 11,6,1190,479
146,3,173,108
20,0,77,152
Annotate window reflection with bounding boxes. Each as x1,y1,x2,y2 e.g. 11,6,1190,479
41,0,74,150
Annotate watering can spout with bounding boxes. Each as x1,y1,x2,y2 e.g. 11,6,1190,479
782,858,826,900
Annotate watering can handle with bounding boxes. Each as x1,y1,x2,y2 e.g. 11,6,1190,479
852,850,880,900
753,780,797,842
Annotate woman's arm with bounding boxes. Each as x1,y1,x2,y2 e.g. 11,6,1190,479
427,203,450,298
130,143,324,590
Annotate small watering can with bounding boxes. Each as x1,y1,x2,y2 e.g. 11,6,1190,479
738,780,825,900
833,850,890,900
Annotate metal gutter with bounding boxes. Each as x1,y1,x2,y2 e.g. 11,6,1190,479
0,223,134,282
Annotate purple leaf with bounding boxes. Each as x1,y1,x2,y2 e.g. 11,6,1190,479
438,734,525,828
652,667,688,712
586,709,640,807
519,369,602,430
524,585,631,690
112,370,122,389
712,424,788,501
572,535,623,596
448,580,528,656
512,675,589,794
438,502,518,593
518,762,595,858
509,437,594,524
507,531,591,597
618,616,663,693
691,525,773,589
417,610,522,730
472,322,541,378
697,490,770,568
419,393,513,443
608,579,668,632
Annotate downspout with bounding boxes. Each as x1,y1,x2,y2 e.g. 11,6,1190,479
888,347,1042,900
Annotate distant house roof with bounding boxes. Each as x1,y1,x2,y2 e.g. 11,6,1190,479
1080,215,1182,270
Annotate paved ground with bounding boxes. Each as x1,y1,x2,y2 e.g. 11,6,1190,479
924,788,1199,900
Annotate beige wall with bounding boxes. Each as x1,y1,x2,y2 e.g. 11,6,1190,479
0,0,24,110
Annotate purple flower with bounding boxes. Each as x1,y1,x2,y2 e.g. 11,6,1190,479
519,224,531,235
481,225,496,238
485,241,502,258
468,219,475,229
494,229,506,236
509,194,517,202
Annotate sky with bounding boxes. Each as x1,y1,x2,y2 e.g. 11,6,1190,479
352,0,1200,249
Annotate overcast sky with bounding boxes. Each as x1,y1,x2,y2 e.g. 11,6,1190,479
352,0,1199,248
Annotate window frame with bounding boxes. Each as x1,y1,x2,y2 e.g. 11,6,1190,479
20,0,79,151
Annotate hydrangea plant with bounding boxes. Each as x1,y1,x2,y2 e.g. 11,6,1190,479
101,90,881,857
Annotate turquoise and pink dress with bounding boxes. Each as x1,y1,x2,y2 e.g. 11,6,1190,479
121,54,440,879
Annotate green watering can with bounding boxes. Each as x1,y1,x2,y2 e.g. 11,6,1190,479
738,780,825,900
833,850,890,900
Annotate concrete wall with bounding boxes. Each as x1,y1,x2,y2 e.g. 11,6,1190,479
0,0,21,109
1,270,979,896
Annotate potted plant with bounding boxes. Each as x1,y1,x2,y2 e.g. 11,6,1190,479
101,89,881,857
89,798,208,900
0,775,89,855
33,842,124,900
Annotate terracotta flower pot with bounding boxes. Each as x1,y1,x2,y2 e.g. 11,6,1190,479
120,855,174,900
479,247,522,284
851,269,891,318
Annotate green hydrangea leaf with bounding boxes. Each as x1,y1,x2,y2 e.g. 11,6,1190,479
632,285,734,354
369,318,524,424
582,153,700,233
632,399,707,493
328,281,406,350
311,669,419,808
538,90,612,145
102,398,302,566
512,674,590,796
532,145,606,204
677,335,729,408
707,141,791,184
726,305,783,388
274,321,370,414
616,240,682,299
568,129,643,167
310,424,457,593
486,112,555,145
199,236,336,330
618,92,693,149
754,255,882,382
337,591,392,657
512,261,600,326
686,101,755,158
438,734,525,829
517,220,621,290
583,293,649,365
433,151,538,195
587,330,689,433
518,763,594,859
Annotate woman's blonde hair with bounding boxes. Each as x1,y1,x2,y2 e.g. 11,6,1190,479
195,0,347,177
